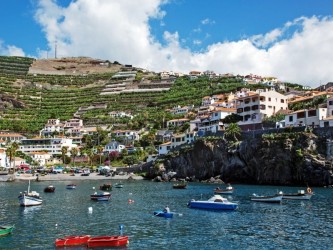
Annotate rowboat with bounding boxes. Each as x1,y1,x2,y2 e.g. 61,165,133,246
87,235,129,248
66,184,77,189
18,180,42,206
114,183,124,188
214,184,234,194
281,188,314,200
187,195,238,210
55,235,91,247
153,210,173,218
90,192,112,201
173,183,187,189
250,193,283,203
0,225,14,237
44,185,55,193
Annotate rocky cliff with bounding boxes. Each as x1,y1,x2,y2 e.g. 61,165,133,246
158,131,333,186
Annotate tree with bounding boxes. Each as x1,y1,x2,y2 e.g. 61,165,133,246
61,146,68,165
224,123,242,142
223,114,243,124
70,147,79,167
6,142,19,172
96,145,104,165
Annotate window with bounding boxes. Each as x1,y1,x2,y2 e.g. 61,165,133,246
329,100,333,105
289,116,293,122
281,99,285,103
268,97,271,101
308,110,317,117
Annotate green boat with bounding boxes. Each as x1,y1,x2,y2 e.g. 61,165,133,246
0,225,14,237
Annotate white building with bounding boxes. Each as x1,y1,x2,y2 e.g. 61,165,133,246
285,108,327,127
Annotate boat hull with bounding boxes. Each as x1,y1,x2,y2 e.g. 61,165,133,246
154,210,173,218
282,194,313,200
55,235,91,247
87,236,129,248
44,186,55,193
18,194,42,206
214,190,233,195
0,225,14,236
188,201,238,210
250,195,283,203
66,185,76,189
90,192,111,201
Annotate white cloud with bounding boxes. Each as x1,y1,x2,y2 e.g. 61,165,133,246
193,40,202,45
0,40,25,56
33,1,333,87
201,18,215,25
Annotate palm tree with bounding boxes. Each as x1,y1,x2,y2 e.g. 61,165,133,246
70,147,79,168
224,123,242,142
96,145,104,165
6,142,19,173
61,146,68,165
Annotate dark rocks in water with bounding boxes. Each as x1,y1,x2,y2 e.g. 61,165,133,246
157,132,333,187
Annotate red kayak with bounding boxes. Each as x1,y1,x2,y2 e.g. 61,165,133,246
55,235,91,247
87,235,129,248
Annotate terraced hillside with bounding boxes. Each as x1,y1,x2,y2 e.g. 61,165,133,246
0,56,244,133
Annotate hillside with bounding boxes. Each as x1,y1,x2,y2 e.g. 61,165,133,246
0,56,244,133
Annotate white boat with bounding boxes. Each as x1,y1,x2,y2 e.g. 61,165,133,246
187,195,238,210
18,180,42,206
214,184,234,194
281,189,314,200
250,193,283,203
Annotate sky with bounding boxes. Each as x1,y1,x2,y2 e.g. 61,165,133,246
1,0,333,88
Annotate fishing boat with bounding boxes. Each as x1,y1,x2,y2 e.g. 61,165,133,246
18,180,43,206
99,183,112,191
66,184,77,189
0,225,14,237
114,183,124,188
153,210,173,218
44,185,55,193
250,193,283,203
55,235,91,247
187,194,238,210
90,192,112,201
281,188,314,200
87,235,129,248
173,182,187,189
214,183,234,194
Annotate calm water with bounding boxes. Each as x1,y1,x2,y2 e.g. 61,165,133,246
0,180,332,250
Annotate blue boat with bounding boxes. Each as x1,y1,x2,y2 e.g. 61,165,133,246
153,210,173,218
187,195,238,210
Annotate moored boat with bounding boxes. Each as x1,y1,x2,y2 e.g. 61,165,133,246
18,180,42,207
187,194,238,210
114,183,124,188
0,225,14,237
87,235,129,248
66,184,77,189
250,193,283,203
44,185,55,193
100,183,112,191
281,188,314,200
214,184,234,194
55,235,91,247
173,182,187,189
153,210,173,218
90,192,112,201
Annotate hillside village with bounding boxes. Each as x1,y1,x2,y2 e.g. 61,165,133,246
0,55,333,172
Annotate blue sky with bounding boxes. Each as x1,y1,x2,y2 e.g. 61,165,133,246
1,0,333,87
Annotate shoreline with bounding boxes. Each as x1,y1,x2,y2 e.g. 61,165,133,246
0,172,145,182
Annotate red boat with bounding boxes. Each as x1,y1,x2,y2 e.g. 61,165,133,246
55,235,91,247
87,235,129,248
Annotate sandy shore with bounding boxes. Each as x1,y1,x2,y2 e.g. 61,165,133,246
1,172,144,182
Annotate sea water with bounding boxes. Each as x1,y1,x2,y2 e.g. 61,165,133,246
0,180,332,249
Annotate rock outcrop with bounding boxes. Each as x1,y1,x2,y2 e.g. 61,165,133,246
158,132,333,186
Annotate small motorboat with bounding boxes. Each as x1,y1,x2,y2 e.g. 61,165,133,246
214,184,234,194
87,235,129,248
173,182,187,189
55,235,91,247
18,180,42,207
250,193,283,203
90,192,112,201
114,183,124,188
44,185,55,193
281,188,314,200
153,210,173,218
66,184,77,190
0,225,15,237
100,183,112,191
187,194,238,210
